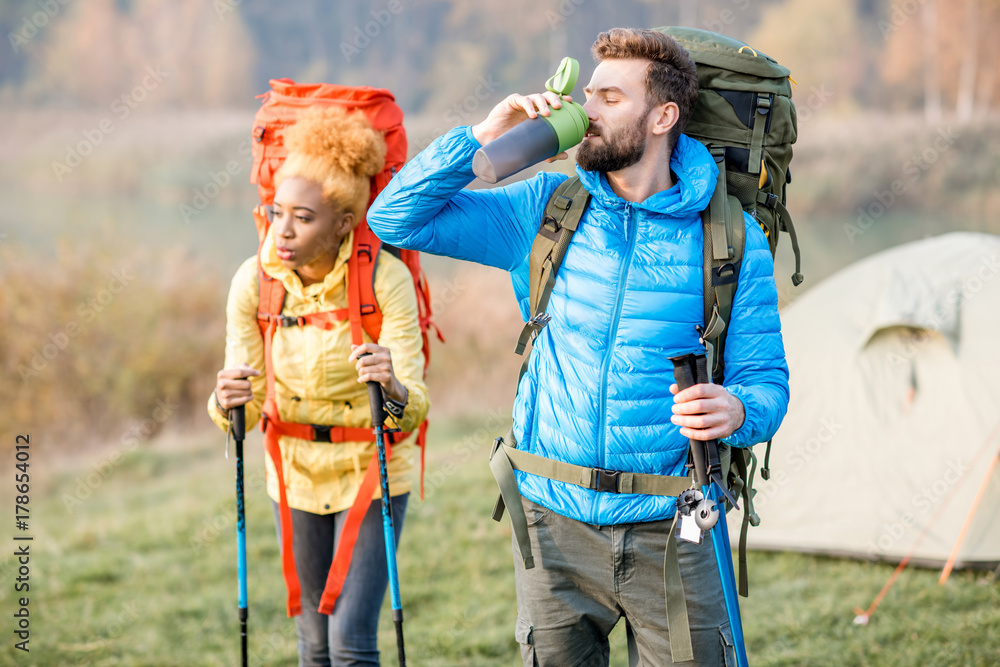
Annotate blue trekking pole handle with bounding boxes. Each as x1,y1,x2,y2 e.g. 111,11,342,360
670,352,750,667
232,402,249,667
361,355,407,667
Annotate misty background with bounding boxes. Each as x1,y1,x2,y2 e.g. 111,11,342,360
1,1,999,664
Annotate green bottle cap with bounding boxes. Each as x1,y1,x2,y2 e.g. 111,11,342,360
545,57,579,96
542,57,589,153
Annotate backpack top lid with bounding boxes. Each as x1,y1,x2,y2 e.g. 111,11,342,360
264,78,404,131
252,79,408,206
657,27,790,79
656,27,793,100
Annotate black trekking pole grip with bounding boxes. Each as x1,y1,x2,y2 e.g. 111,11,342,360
672,352,740,510
367,381,387,428
693,354,710,386
357,352,388,428
670,353,709,488
232,404,246,442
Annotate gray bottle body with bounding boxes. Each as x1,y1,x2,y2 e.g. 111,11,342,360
472,118,560,184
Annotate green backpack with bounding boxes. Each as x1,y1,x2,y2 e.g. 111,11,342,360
510,28,803,597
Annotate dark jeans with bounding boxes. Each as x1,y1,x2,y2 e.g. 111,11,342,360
271,494,408,667
513,498,735,667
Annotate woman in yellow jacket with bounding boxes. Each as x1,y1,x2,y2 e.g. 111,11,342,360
208,107,429,666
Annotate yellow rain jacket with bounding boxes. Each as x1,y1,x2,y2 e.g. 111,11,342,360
208,228,430,514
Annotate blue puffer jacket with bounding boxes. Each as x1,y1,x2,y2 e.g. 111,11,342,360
368,126,789,525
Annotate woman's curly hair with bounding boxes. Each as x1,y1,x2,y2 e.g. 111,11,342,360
275,106,387,221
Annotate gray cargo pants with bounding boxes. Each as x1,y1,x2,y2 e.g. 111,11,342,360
513,498,735,666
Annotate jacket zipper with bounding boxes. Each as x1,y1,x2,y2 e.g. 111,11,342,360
596,202,638,470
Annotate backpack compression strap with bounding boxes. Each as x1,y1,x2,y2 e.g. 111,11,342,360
756,190,803,286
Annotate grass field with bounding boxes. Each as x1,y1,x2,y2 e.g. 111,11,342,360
1,418,997,666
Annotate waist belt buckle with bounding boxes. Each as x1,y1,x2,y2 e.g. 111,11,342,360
594,468,621,493
312,424,332,442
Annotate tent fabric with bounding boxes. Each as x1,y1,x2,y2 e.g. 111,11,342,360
738,232,1000,567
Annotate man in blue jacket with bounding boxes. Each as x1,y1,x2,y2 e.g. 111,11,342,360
369,28,788,667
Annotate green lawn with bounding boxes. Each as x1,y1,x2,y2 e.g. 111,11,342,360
2,418,997,666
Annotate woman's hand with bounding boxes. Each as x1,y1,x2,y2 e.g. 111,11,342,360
215,363,260,411
349,343,407,403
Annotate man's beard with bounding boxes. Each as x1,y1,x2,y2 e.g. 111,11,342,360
576,109,648,173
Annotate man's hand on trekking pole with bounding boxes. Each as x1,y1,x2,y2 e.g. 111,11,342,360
215,363,261,410
349,343,407,404
472,91,574,163
669,383,745,441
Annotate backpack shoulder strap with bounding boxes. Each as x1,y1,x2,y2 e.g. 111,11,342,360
347,222,384,346
701,148,745,385
514,176,590,361
254,206,287,341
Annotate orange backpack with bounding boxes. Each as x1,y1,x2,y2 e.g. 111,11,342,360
248,79,439,617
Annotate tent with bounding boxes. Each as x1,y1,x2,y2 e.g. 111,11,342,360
741,232,1000,570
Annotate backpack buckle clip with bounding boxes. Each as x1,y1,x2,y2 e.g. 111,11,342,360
593,468,621,493
755,94,772,115
312,424,332,442
278,315,304,327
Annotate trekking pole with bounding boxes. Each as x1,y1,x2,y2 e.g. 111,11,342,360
231,402,249,667
670,352,750,667
361,356,407,666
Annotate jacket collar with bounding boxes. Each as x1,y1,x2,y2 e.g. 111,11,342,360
260,227,354,300
575,133,717,218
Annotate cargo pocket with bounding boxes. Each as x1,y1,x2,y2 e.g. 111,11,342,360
719,621,735,667
516,616,537,666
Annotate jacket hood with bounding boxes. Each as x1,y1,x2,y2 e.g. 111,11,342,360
575,133,717,217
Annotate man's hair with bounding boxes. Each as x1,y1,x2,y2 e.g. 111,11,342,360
591,28,699,151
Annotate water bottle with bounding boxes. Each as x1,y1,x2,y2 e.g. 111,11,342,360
473,57,589,184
